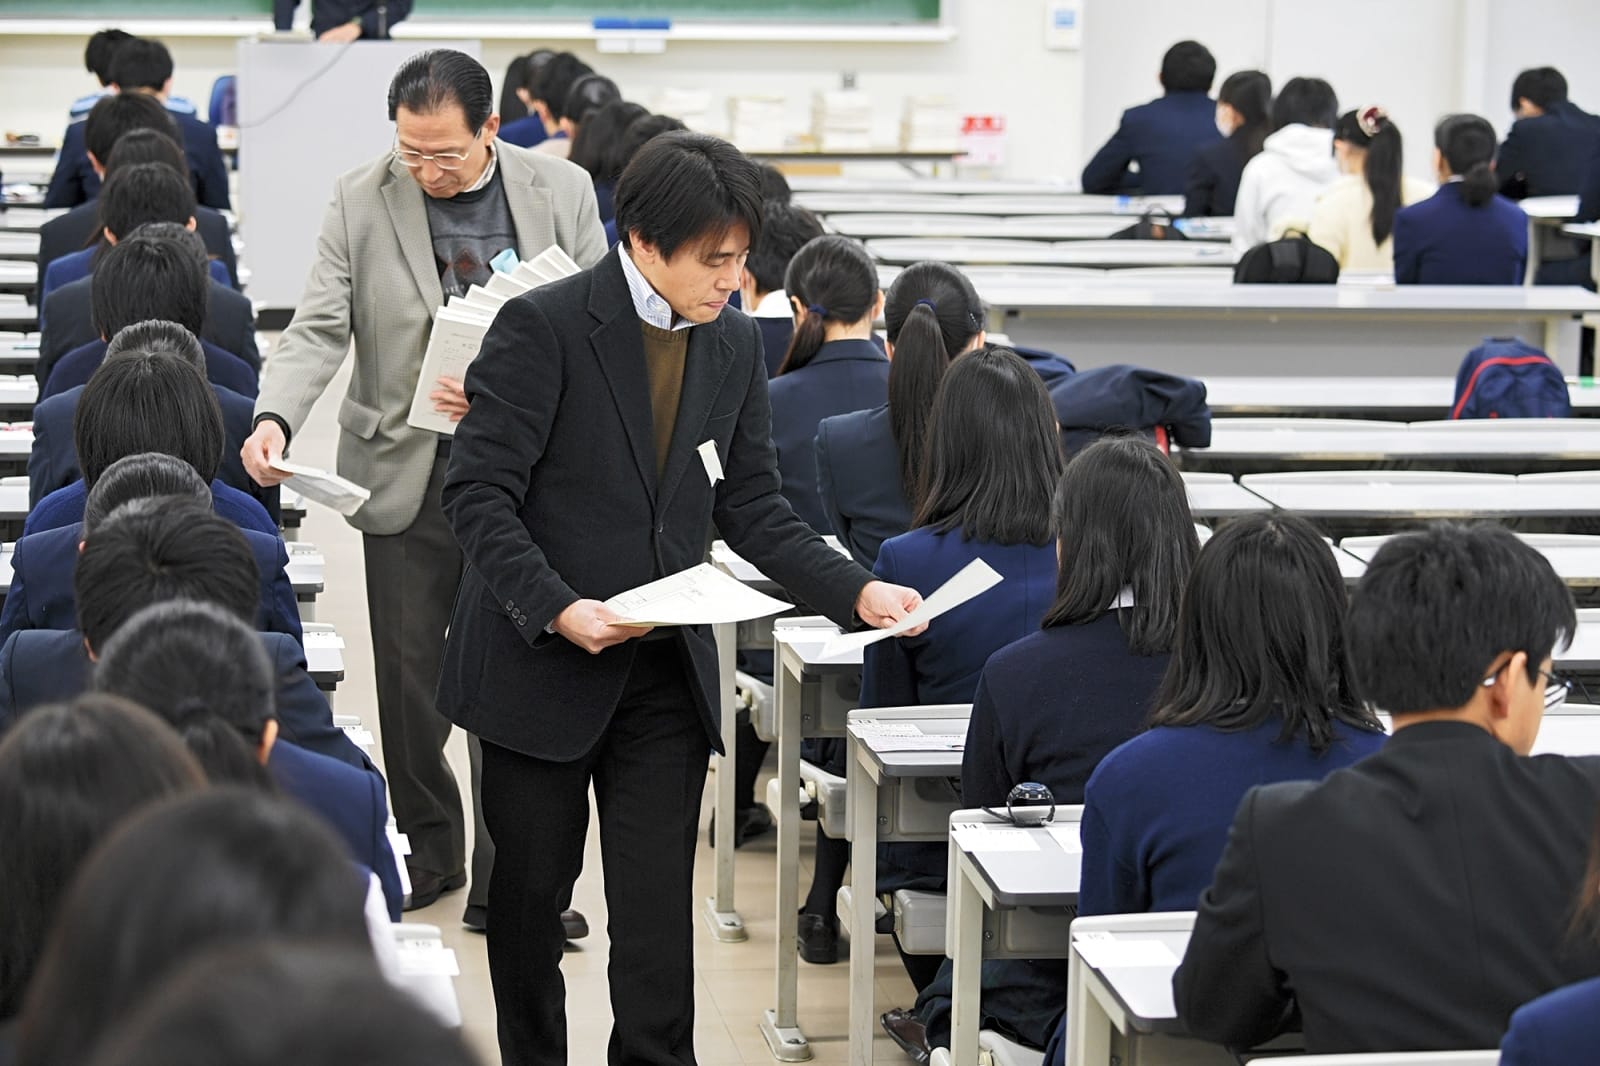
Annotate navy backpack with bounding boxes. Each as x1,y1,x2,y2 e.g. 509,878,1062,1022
1450,337,1571,420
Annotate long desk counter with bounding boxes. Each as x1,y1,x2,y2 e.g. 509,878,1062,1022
867,237,1236,269
828,213,1130,241
1179,417,1600,472
1238,470,1600,521
795,191,1186,217
0,261,35,295
1201,375,1600,419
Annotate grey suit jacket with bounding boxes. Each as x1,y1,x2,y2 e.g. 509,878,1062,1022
255,144,607,535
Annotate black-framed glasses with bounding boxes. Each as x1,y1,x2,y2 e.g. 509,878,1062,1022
393,128,481,171
1480,664,1583,710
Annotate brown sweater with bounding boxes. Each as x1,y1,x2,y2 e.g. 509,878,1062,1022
639,321,689,478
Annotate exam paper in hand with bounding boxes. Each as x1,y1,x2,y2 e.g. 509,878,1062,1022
603,563,793,627
266,457,372,516
819,558,1002,659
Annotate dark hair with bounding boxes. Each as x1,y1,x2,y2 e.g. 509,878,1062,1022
913,346,1063,545
1271,76,1338,131
74,352,224,489
103,127,189,185
778,235,878,375
13,789,369,1066
0,696,203,1020
746,201,824,297
1511,67,1568,112
95,160,194,243
106,37,173,92
612,112,689,180
83,452,212,533
83,942,481,1066
531,52,592,113
614,130,763,260
500,51,543,121
569,99,649,181
387,48,493,132
104,319,205,371
95,601,277,788
882,262,985,502
1219,70,1273,161
758,163,792,204
1041,436,1198,654
560,73,620,126
1151,512,1382,752
1334,108,1405,245
83,92,177,170
1160,40,1216,94
1435,113,1500,207
1348,523,1575,714
74,502,257,653
90,230,207,338
1574,815,1600,943
85,29,134,85
517,48,556,95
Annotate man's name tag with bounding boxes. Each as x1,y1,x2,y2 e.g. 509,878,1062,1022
698,440,723,485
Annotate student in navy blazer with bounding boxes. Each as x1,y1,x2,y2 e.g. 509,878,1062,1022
1183,70,1272,217
1081,41,1221,196
91,598,402,920
1495,68,1600,200
1394,115,1528,285
44,336,256,401
1501,976,1600,1065
742,202,826,380
43,247,230,302
766,236,890,532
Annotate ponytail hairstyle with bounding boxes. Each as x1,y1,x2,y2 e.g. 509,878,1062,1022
882,262,985,505
1435,113,1499,208
1218,70,1273,161
778,235,879,376
93,600,279,790
1335,106,1405,245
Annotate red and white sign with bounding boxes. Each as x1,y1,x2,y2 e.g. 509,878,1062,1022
959,114,1007,166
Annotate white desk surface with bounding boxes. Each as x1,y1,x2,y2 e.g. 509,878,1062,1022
0,232,40,258
788,177,1084,196
1344,535,1600,588
1180,471,1272,517
954,813,1082,909
303,626,345,678
0,377,37,403
0,540,327,596
772,619,862,670
1192,417,1600,461
1522,195,1581,220
947,278,1600,314
1240,471,1600,518
0,427,32,456
827,213,1131,241
0,208,64,234
867,237,1236,268
1565,222,1600,240
1202,376,1600,415
796,191,1186,217
708,537,848,589
0,262,34,289
1072,921,1193,1029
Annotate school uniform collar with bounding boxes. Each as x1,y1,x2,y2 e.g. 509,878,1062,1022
807,337,889,365
1383,718,1501,748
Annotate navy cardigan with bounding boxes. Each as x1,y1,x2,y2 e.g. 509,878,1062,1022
1392,182,1528,285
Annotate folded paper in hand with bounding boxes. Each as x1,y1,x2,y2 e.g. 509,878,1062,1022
603,563,792,627
267,457,371,516
819,558,1002,659
406,246,583,437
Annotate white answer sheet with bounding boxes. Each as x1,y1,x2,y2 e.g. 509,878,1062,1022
604,562,793,627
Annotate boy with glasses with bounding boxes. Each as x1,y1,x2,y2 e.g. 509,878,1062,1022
1175,522,1600,1055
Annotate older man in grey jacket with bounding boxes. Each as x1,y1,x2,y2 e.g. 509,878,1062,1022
242,49,607,927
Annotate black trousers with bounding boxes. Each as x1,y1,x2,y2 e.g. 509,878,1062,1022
362,455,493,903
481,640,708,1066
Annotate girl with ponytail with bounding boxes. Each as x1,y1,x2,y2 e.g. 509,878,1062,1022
765,234,889,533
1308,106,1432,270
1392,113,1529,284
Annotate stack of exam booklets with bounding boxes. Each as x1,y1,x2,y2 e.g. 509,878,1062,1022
406,245,583,435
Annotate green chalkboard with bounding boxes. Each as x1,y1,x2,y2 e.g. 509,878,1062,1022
0,0,939,22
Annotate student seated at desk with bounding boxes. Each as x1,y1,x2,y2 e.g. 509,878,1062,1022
1309,107,1432,272
93,598,403,919
1232,77,1341,253
908,437,1200,1056
1579,147,1600,223
1502,913,1600,1066
2,452,300,647
41,162,232,305
1174,523,1600,1055
569,99,648,228
1082,40,1222,196
497,49,550,144
66,29,133,121
11,791,369,1066
768,235,890,533
596,113,688,248
0,696,204,1056
30,319,271,519
556,74,621,160
1184,70,1271,218
1495,67,1600,202
0,501,364,772
43,228,256,402
37,98,238,293
1393,114,1528,285
525,52,592,159
742,202,825,379
44,37,229,212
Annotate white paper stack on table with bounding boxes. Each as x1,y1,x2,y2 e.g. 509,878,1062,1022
902,96,960,153
729,94,789,153
655,87,714,132
815,90,874,152
406,246,582,436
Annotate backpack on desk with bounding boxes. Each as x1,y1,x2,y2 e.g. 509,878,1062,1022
1111,207,1189,241
1232,232,1339,283
1451,337,1571,419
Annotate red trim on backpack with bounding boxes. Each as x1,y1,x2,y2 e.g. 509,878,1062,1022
1153,424,1169,453
1450,355,1560,420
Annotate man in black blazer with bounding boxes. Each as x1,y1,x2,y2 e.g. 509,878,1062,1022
438,131,922,1066
1175,524,1600,1055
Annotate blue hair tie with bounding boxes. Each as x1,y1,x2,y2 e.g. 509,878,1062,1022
807,303,827,316
916,298,937,311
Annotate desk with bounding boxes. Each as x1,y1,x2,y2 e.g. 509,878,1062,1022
1066,912,1218,1066
1345,534,1600,589
0,232,40,261
0,262,35,295
1202,376,1600,419
1239,470,1600,521
0,208,64,234
788,177,1082,196
0,538,329,609
1181,417,1600,472
866,238,1236,270
1564,221,1600,288
1522,195,1581,285
827,214,1130,241
0,340,37,374
303,624,345,693
1179,471,1272,519
0,298,37,332
795,192,1186,218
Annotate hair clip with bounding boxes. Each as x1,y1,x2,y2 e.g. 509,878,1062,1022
1358,105,1387,138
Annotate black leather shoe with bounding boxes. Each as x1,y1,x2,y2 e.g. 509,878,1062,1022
562,909,589,941
880,1008,931,1064
403,869,466,912
461,904,487,933
709,805,776,848
797,913,838,964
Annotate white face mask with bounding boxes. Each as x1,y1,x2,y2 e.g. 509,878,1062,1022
1215,104,1238,137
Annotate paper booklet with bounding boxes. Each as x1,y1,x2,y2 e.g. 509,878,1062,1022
266,457,372,517
603,563,793,628
819,558,1004,659
406,246,583,436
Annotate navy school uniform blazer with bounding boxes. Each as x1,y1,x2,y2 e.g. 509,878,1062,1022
1578,147,1600,223
767,338,890,534
756,315,795,381
497,115,549,149
37,201,238,292
815,404,907,570
0,628,370,773
1495,100,1600,200
44,109,230,211
28,380,279,522
43,337,257,401
1081,91,1222,196
1501,976,1600,1066
42,247,231,304
1184,130,1253,217
1392,182,1528,285
269,739,403,919
24,477,277,539
38,276,260,382
0,520,301,646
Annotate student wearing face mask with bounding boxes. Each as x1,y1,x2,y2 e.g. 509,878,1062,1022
1184,70,1272,218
